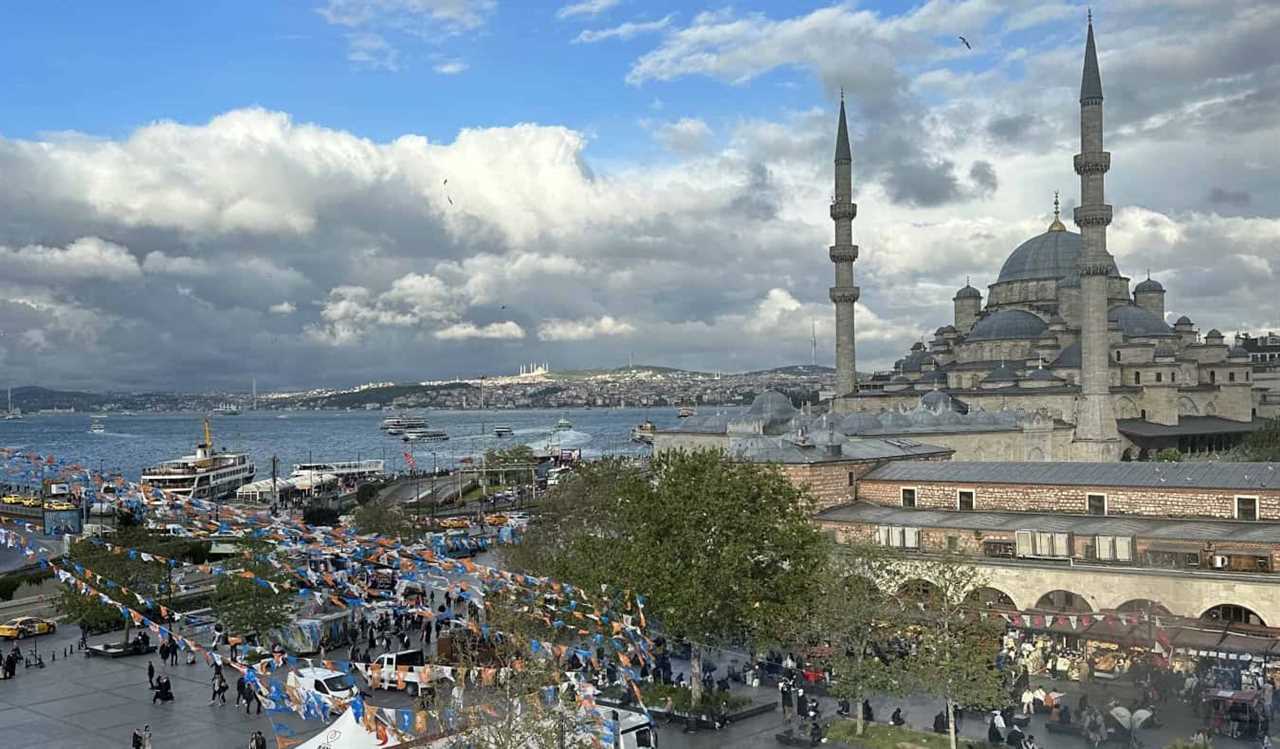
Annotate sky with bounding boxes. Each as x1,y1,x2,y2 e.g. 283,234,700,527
0,0,1277,392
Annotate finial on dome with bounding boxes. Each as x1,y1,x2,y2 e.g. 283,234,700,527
1048,191,1066,231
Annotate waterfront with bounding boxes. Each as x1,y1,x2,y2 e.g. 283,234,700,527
0,407,715,481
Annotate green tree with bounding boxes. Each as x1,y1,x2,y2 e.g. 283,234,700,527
507,449,829,705
55,528,175,639
908,560,1007,749
1239,417,1280,461
1154,448,1183,462
483,444,537,487
353,500,412,539
790,544,911,736
211,540,293,639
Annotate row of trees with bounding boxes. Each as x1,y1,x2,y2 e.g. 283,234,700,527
505,449,1007,749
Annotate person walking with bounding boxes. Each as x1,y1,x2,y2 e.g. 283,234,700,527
141,724,153,749
148,660,156,688
236,674,247,707
245,683,262,715
211,672,228,705
249,730,268,749
780,679,793,722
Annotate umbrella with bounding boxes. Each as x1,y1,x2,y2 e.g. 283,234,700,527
1109,706,1153,730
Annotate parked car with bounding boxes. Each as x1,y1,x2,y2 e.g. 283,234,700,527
286,667,361,709
0,617,56,639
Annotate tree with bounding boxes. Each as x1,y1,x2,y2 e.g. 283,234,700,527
1238,417,1280,462
1154,448,1183,462
507,449,829,706
352,500,412,540
907,559,1008,749
211,539,293,639
483,444,537,488
789,543,912,736
55,528,181,639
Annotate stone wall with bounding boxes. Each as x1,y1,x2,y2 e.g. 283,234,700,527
857,478,1280,520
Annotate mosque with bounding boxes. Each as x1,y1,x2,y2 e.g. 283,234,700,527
660,18,1260,465
826,18,1260,461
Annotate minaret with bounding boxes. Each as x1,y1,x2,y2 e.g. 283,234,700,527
830,93,860,397
1071,13,1121,460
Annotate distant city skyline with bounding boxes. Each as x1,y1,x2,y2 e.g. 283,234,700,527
0,1,1276,391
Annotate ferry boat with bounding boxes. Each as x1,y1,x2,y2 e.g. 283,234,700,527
493,425,514,437
141,418,256,500
380,415,427,435
630,420,656,445
89,416,107,434
677,406,696,418
214,402,241,416
403,429,448,443
552,416,573,432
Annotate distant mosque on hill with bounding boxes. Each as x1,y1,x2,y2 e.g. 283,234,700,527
822,16,1262,462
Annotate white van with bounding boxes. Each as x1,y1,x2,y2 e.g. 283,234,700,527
285,667,360,708
354,650,447,695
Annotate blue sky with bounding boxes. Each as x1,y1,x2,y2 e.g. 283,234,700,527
0,1,1276,390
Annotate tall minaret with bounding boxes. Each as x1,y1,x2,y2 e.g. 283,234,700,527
1071,13,1120,460
830,93,860,397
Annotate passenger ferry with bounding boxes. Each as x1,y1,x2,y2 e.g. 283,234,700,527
403,428,448,443
677,406,696,418
630,420,656,444
493,425,514,437
89,416,107,434
552,416,573,432
380,415,427,436
141,418,256,500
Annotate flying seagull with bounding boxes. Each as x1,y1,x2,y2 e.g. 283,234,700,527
447,196,454,206
443,178,448,186
958,35,972,50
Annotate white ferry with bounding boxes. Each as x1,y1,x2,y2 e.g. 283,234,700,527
380,415,427,435
403,428,448,443
89,416,107,434
141,418,256,500
553,416,573,432
631,419,656,444
493,425,514,437
214,402,241,416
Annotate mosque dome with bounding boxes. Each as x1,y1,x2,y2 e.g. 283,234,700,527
996,229,1119,285
1175,315,1193,326
954,283,982,300
1229,345,1250,358
967,309,1049,341
839,412,881,435
1108,305,1175,338
1134,277,1164,293
746,391,796,419
880,410,912,429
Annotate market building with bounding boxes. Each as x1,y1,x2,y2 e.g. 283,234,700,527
827,17,1263,462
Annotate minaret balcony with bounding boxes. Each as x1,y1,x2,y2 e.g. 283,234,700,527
1073,204,1113,227
1073,151,1111,175
830,286,861,303
829,245,859,263
830,201,857,221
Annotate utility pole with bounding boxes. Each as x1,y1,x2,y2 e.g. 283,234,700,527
271,455,279,510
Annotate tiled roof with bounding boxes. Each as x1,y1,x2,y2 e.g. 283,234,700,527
862,460,1280,490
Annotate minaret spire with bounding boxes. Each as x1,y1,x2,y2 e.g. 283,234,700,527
1071,12,1120,460
829,96,860,399
1048,191,1066,231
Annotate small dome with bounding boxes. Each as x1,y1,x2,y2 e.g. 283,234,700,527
920,390,954,412
937,409,963,425
839,412,881,435
954,284,982,300
880,410,912,429
1052,341,1081,368
908,407,940,426
1206,328,1224,338
983,362,1020,383
967,309,1049,341
746,391,796,419
1025,368,1062,382
1229,345,1249,358
970,407,997,425
899,348,937,373
1108,305,1175,338
997,229,1119,285
1134,277,1164,293
1175,315,1193,326
939,324,957,333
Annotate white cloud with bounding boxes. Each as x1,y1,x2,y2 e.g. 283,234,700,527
557,0,619,20
318,0,494,33
653,117,712,154
269,301,297,315
435,321,525,340
142,251,214,276
346,32,400,71
433,59,468,74
0,237,141,282
538,316,635,341
575,15,672,44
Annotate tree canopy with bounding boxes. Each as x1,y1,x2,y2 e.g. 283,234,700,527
211,539,294,638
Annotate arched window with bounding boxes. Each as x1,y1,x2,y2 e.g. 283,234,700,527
1210,370,1217,384
1034,590,1093,613
1116,351,1122,362
1155,372,1163,383
1134,372,1141,385
1202,604,1265,627
1229,372,1236,382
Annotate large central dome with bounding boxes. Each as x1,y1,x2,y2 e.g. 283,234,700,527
996,228,1118,284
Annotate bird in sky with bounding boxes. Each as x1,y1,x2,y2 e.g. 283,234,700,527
447,196,454,206
958,35,972,50
443,178,448,186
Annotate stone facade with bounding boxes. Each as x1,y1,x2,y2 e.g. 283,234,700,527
856,478,1280,520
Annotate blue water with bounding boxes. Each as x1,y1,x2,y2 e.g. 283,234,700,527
0,407,721,481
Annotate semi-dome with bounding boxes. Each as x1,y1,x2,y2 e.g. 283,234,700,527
899,348,937,373
1206,328,1224,338
1108,305,1175,338
1134,277,1164,293
967,309,1049,341
996,229,1119,284
983,362,1020,383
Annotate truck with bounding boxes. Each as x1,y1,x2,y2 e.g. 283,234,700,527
353,649,449,696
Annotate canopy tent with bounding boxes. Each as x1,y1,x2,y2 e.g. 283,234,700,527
297,708,399,749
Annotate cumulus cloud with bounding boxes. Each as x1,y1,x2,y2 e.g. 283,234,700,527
574,16,673,44
537,316,635,341
142,251,214,277
557,0,619,20
269,301,297,315
653,117,712,154
433,59,468,74
0,237,141,282
435,321,525,340
346,32,400,71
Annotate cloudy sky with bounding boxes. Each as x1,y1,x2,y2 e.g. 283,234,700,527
0,1,1276,392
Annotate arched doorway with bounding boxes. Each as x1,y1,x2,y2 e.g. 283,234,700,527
1034,590,1093,613
1202,604,1265,626
898,578,941,602
1116,599,1172,617
966,586,1017,610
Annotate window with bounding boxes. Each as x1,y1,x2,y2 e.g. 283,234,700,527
848,472,857,487
1087,494,1107,516
875,525,920,550
1236,496,1259,521
901,487,917,508
1172,371,1177,382
1116,351,1122,362
1134,371,1141,385
1093,535,1133,562
1210,370,1217,384
957,490,975,511
1229,371,1236,382
1014,529,1071,558
1140,409,1147,419
983,540,1016,558
946,536,959,553
1155,372,1163,383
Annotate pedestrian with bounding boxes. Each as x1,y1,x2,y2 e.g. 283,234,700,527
211,672,228,705
236,674,247,706
141,724,153,749
780,680,793,721
891,707,906,726
249,730,268,749
131,728,144,749
169,640,179,667
148,660,156,688
862,699,875,724
245,684,261,715
1022,687,1035,716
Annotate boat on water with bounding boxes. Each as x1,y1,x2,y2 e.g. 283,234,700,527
630,420,656,444
214,402,241,416
493,425,514,437
552,416,573,432
677,406,696,418
89,416,107,434
140,418,256,500
3,388,19,420
381,415,427,435
403,428,448,443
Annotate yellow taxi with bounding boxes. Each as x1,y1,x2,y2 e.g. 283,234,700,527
484,514,508,526
46,501,77,511
1,495,23,505
0,617,57,639
437,517,471,529
19,497,42,508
